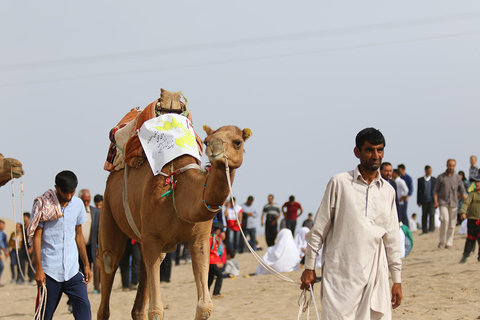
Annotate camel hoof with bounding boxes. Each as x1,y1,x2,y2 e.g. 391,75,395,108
201,311,211,320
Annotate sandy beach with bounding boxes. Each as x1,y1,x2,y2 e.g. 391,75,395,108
1,223,479,320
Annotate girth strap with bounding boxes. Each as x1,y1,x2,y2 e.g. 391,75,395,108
123,165,142,239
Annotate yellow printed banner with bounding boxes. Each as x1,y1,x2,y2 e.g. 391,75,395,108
138,114,201,175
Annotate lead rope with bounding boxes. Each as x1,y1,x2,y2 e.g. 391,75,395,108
34,285,47,320
11,169,26,281
20,177,36,272
223,156,320,320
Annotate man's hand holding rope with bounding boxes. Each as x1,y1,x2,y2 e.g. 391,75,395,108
300,269,316,291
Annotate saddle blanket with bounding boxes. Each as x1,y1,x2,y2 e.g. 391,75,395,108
138,113,202,175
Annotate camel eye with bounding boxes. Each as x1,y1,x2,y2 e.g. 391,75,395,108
233,140,242,149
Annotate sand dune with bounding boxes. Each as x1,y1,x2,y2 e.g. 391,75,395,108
1,227,479,319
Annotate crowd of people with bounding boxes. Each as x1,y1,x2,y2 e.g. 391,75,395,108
0,145,478,318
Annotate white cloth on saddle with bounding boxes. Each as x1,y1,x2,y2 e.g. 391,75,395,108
255,228,301,275
113,118,137,171
27,189,63,245
138,114,202,176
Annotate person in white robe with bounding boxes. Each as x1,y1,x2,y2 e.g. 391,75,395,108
300,128,402,320
255,228,301,275
295,227,322,269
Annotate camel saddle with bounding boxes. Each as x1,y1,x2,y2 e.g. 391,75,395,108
104,89,203,172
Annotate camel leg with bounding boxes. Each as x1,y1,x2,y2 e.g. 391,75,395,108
188,239,213,320
132,248,149,320
97,198,128,320
141,240,165,320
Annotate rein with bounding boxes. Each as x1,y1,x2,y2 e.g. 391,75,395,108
223,156,320,320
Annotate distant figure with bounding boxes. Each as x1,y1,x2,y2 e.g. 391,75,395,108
302,213,314,229
256,228,300,275
409,213,418,232
8,223,23,283
0,219,8,284
393,169,409,227
381,162,398,212
469,155,478,183
400,223,413,257
282,195,303,235
223,247,239,278
224,197,243,253
261,194,281,246
239,196,257,253
78,189,100,293
300,127,402,319
93,194,104,209
92,194,103,292
434,159,467,249
459,175,480,263
398,164,413,227
208,222,225,298
417,165,436,234
120,239,141,291
160,253,172,283
18,212,34,284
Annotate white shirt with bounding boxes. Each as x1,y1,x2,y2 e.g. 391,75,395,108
240,203,257,229
225,204,243,221
305,167,402,319
395,176,409,205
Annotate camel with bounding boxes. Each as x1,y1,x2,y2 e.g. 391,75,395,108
98,124,251,320
0,153,24,187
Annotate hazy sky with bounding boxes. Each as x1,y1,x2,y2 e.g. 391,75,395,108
1,2,479,230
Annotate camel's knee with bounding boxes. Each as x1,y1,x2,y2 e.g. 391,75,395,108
103,251,114,274
148,310,164,320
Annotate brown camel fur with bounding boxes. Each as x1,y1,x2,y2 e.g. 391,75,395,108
0,153,24,187
97,125,251,320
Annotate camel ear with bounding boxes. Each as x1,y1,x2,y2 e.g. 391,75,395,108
242,128,252,141
203,125,214,136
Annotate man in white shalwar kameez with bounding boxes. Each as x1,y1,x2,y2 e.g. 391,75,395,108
300,128,402,320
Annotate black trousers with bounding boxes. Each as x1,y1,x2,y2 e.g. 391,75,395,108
421,201,435,233
160,253,172,282
285,220,297,235
208,264,223,295
463,219,480,258
40,272,91,320
120,240,141,288
265,217,278,247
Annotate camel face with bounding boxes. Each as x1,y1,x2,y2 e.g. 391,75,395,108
203,125,251,169
0,153,24,187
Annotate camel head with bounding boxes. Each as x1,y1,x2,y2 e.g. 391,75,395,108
0,153,24,187
203,125,251,169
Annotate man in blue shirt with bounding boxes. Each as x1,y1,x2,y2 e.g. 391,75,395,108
32,171,91,320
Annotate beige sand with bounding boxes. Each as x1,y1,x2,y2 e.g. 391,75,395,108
1,223,479,320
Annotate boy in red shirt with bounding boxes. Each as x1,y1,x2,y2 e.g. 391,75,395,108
208,222,225,297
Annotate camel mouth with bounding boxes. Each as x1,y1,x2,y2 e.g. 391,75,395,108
207,153,225,162
11,167,24,178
